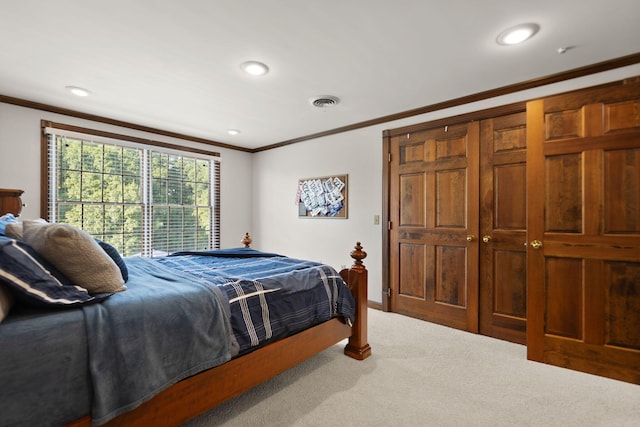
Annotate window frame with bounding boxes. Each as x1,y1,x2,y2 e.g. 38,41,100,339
41,120,221,256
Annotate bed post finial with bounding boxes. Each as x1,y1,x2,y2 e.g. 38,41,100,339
241,232,252,248
344,241,371,360
350,241,367,270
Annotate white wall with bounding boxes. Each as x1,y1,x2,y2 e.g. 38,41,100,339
252,65,640,304
0,102,254,249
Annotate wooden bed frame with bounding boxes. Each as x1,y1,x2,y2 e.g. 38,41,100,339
0,188,371,427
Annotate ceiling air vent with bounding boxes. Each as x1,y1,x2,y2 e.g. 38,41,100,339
310,95,340,108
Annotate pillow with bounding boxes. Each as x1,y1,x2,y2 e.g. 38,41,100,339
4,221,22,239
0,236,110,308
22,221,126,294
4,218,47,240
96,240,129,283
0,283,13,323
0,213,18,236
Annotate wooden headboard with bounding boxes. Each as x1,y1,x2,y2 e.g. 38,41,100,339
0,189,24,216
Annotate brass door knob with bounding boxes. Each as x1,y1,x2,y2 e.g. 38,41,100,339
482,235,492,243
530,240,543,250
466,235,475,242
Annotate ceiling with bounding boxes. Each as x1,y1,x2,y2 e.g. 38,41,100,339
1,1,639,150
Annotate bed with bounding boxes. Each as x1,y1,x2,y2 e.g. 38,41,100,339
0,188,371,427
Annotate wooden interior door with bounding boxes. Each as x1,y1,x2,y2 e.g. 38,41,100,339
526,79,640,384
479,113,528,344
389,122,479,332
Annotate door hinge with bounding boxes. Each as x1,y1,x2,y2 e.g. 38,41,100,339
387,221,392,230
383,288,391,298
388,152,392,163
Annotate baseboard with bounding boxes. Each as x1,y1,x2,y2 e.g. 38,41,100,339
368,300,383,311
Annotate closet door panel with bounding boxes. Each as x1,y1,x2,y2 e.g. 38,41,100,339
605,261,640,349
389,123,479,332
544,257,583,340
544,154,582,233
493,250,526,318
604,149,640,233
494,164,526,229
527,79,640,384
398,243,426,299
479,112,528,344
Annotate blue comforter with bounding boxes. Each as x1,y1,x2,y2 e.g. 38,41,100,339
158,249,355,353
0,249,355,427
82,257,233,426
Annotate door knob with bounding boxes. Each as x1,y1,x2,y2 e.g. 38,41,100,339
466,235,475,242
530,240,543,250
482,235,492,243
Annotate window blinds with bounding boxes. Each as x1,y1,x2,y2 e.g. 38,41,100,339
45,125,220,257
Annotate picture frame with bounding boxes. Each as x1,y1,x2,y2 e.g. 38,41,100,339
296,174,348,219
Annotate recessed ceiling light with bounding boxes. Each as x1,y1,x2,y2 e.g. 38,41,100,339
227,129,241,135
65,86,91,97
240,61,269,76
496,23,539,46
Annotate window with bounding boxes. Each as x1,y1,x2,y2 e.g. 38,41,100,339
44,123,220,257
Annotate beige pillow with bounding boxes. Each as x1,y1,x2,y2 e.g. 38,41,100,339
5,222,23,240
0,285,13,323
5,218,47,240
22,221,126,294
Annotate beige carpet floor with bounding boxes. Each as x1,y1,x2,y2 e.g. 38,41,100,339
184,309,640,427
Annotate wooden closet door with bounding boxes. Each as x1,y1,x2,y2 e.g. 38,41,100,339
526,79,640,384
389,122,479,332
479,113,527,344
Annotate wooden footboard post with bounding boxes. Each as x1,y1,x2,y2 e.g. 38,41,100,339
341,242,372,360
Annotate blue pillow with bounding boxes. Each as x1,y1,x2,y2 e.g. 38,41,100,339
0,236,111,308
96,240,129,282
0,214,18,235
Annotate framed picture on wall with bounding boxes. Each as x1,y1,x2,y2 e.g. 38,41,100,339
296,174,348,218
